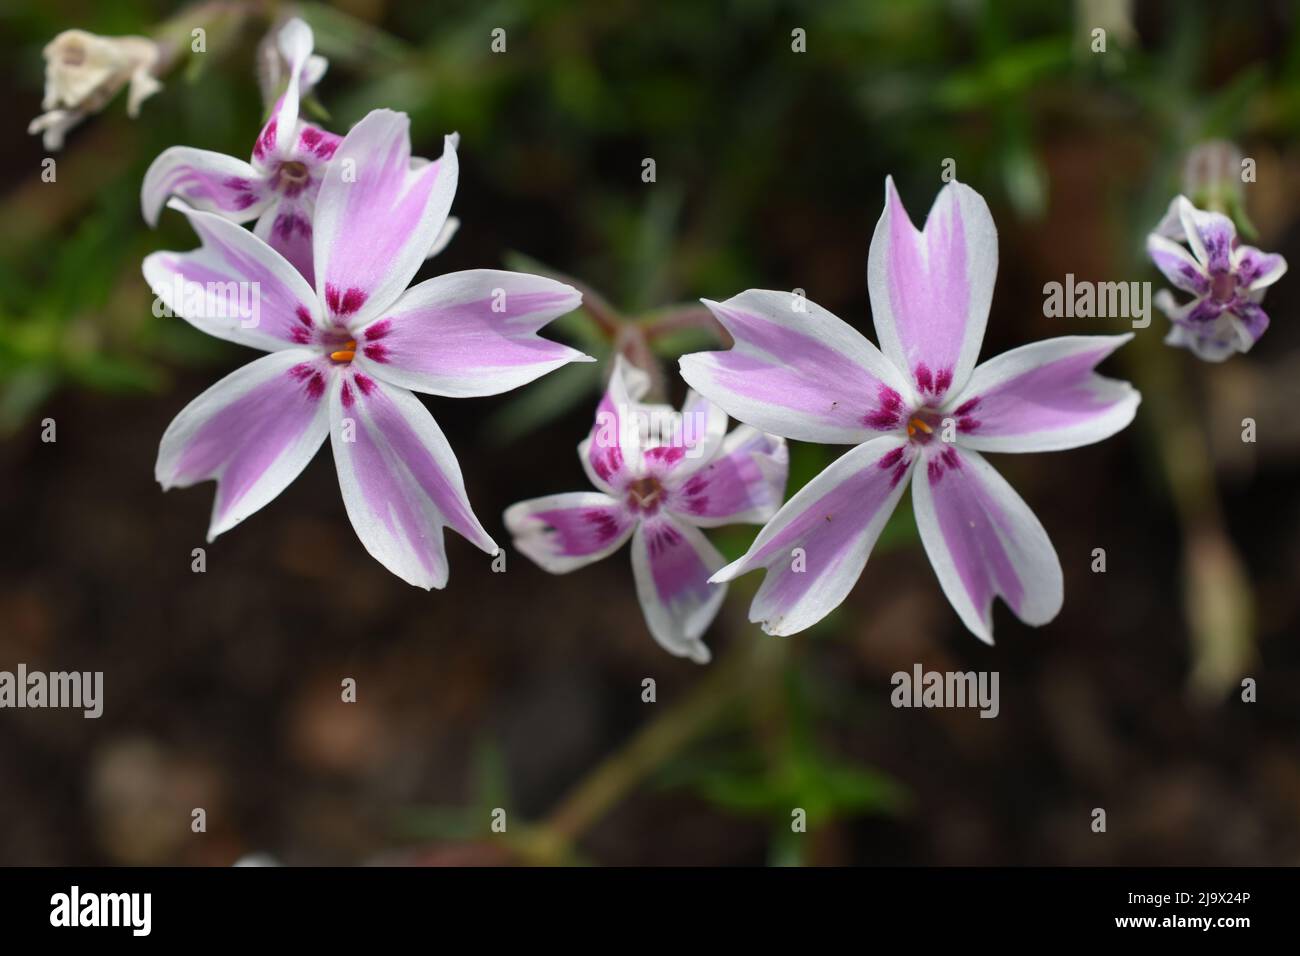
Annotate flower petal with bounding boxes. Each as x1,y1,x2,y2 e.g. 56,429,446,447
578,356,652,494
504,492,635,573
141,147,268,227
156,348,330,540
352,269,587,397
1176,196,1235,274
867,177,998,402
426,216,459,259
329,373,497,589
630,515,726,663
312,111,458,325
712,435,913,636
142,199,324,351
665,425,788,527
251,17,311,165
912,446,1062,644
945,335,1140,453
637,390,730,483
681,290,912,444
254,196,315,284
1234,244,1287,292
1146,233,1210,296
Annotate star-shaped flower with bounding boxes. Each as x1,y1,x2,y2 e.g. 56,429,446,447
505,358,787,662
148,109,590,588
680,178,1140,641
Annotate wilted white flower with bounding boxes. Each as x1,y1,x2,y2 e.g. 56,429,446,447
28,29,162,150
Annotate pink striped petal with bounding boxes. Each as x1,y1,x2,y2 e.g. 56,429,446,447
867,177,998,402
156,349,330,540
579,357,652,494
630,515,726,663
290,123,342,165
251,17,312,166
254,196,315,285
142,199,324,351
912,446,1062,644
665,425,788,527
352,269,588,397
639,391,729,483
681,290,913,444
141,147,268,227
312,111,458,326
712,436,913,636
944,335,1140,453
504,492,635,573
329,373,497,589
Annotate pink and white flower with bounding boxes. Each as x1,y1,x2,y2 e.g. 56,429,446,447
147,108,590,589
141,19,345,282
679,178,1140,642
505,358,788,663
1147,195,1287,362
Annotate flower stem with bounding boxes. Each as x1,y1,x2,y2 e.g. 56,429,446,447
522,637,784,863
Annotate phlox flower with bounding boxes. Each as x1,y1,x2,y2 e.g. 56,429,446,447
505,358,788,663
147,108,590,588
140,19,462,283
1147,195,1287,362
680,178,1140,642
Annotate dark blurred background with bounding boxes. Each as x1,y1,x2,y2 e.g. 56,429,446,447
2,0,1299,866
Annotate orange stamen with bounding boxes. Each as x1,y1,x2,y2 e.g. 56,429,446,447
908,416,933,436
329,340,357,363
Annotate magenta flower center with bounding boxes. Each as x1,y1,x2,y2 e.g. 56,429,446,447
626,475,665,515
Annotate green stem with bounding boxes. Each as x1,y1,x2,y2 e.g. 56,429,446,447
523,638,783,862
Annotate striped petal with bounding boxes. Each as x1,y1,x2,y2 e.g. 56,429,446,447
254,196,315,285
251,17,312,166
142,199,324,351
504,492,635,573
352,269,588,398
1146,233,1210,296
945,335,1140,453
912,446,1062,644
578,356,652,494
681,290,913,444
141,147,268,227
867,177,998,402
1176,196,1235,274
329,372,496,589
712,435,914,636
312,111,458,326
156,349,330,540
664,425,788,527
631,515,726,664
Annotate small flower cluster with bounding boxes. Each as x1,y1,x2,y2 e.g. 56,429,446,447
145,19,589,590
129,21,1287,660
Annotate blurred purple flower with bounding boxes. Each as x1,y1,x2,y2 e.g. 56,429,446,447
505,357,788,663
1147,196,1287,362
680,178,1140,642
